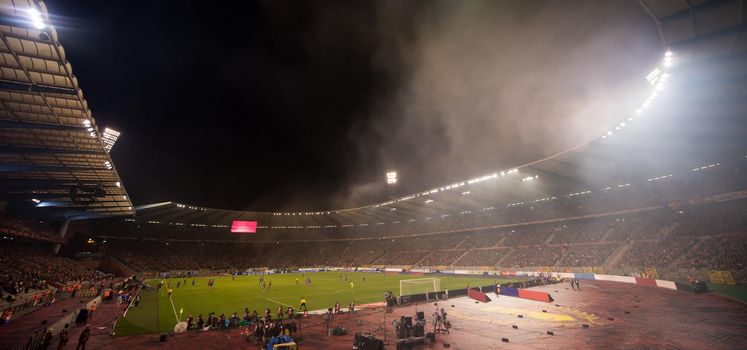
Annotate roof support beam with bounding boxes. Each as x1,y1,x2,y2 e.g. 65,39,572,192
0,164,105,172
0,145,105,155
0,80,77,96
0,120,86,132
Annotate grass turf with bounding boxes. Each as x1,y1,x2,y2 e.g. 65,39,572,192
114,271,522,336
706,282,747,304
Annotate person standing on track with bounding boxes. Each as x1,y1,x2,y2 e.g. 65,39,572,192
300,297,307,311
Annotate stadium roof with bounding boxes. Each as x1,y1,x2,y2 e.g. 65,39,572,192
130,0,747,229
0,0,133,220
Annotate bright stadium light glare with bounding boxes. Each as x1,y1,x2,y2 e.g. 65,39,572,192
386,171,398,184
665,51,672,57
32,198,40,203
115,181,121,187
26,8,47,29
102,127,121,152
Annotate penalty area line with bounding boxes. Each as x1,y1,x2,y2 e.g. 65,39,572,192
267,298,292,307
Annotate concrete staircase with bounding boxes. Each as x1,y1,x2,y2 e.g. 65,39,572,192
451,248,473,267
544,232,556,244
669,238,705,268
495,247,517,267
603,242,634,269
657,222,680,239
600,227,617,242
414,251,432,266
452,238,467,249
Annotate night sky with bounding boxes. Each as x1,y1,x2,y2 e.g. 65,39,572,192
45,0,660,211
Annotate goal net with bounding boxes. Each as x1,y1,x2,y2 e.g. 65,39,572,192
399,278,441,297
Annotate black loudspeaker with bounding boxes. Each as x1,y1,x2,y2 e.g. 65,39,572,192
693,281,708,294
353,332,383,350
416,311,424,321
412,322,424,337
75,309,89,324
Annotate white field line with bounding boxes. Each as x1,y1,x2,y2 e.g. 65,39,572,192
168,296,179,323
266,298,292,307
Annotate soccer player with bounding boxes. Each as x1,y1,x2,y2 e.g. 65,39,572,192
177,281,180,288
268,281,272,290
305,277,312,288
167,287,173,298
192,278,195,286
349,281,354,289
296,277,299,285
300,297,307,311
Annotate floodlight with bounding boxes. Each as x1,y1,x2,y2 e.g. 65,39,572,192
26,9,46,30
32,198,40,203
102,127,121,152
386,171,398,184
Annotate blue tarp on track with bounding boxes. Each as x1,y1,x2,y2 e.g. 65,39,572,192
499,287,519,297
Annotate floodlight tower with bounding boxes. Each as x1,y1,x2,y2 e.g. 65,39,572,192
386,171,398,201
386,171,398,185
101,127,121,152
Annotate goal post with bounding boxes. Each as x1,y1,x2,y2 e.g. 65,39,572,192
399,277,441,297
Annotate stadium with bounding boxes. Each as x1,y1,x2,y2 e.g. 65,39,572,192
1,0,746,349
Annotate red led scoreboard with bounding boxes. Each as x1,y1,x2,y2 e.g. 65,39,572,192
231,220,257,234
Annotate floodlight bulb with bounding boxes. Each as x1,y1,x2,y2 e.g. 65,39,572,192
664,51,672,57
26,9,46,29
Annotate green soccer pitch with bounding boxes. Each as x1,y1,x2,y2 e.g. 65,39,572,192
113,271,524,336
